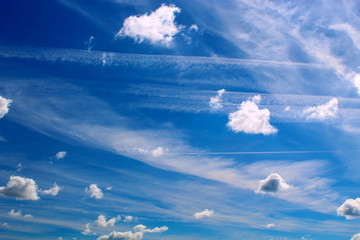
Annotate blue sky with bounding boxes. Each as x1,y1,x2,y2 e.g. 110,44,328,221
1,0,360,239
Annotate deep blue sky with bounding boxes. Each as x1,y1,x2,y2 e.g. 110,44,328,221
1,0,360,240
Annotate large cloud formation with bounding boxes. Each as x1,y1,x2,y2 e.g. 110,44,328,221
0,176,39,200
0,96,12,119
255,173,290,194
227,95,277,135
116,4,181,45
337,198,360,219
302,98,338,120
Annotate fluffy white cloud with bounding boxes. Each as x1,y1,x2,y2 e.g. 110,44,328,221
106,186,112,191
193,209,214,219
116,4,181,45
42,183,61,196
98,224,168,240
337,198,360,219
256,173,290,194
302,98,338,120
352,233,360,240
188,24,199,32
266,223,275,228
227,95,277,135
97,231,143,240
0,176,39,200
95,215,117,228
81,223,95,235
55,151,67,159
8,209,33,218
133,224,168,233
209,89,226,110
0,96,12,119
123,216,133,222
85,184,103,199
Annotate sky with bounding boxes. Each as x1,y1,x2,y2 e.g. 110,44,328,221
1,0,360,239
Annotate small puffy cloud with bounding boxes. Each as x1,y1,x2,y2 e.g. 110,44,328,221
151,147,164,157
85,184,103,199
116,4,182,45
0,96,12,119
284,106,291,112
337,198,360,219
256,173,290,194
302,98,338,120
55,151,67,160
266,223,275,228
106,186,112,191
134,225,168,233
95,215,117,228
0,176,39,200
352,233,360,240
209,89,226,110
227,95,277,135
189,24,199,32
193,209,214,219
81,223,95,235
97,231,143,240
8,209,33,218
42,183,61,196
58,238,63,240
123,216,133,222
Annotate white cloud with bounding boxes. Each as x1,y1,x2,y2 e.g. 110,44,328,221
81,223,95,235
98,224,168,240
116,4,182,45
133,224,168,233
97,231,143,240
42,183,61,196
151,146,164,157
8,209,32,218
123,216,133,222
351,233,360,240
85,184,103,199
55,151,67,159
58,238,63,240
256,173,290,194
209,89,226,110
2,223,8,227
330,23,360,50
189,24,199,32
134,147,166,157
16,163,23,172
0,176,39,200
0,96,12,119
337,198,360,219
302,98,338,120
95,215,117,228
106,186,112,191
227,95,277,135
266,223,275,228
284,106,291,112
193,209,214,219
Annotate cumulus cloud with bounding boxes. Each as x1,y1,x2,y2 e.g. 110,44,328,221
227,95,277,135
98,224,168,240
209,89,226,110
266,223,275,228
8,209,33,218
116,4,182,45
0,176,39,200
42,183,61,196
95,215,117,228
337,198,360,219
302,98,338,120
193,209,214,219
123,216,133,222
85,184,103,199
106,186,112,191
55,151,67,159
0,96,12,119
256,173,290,194
81,223,95,235
188,24,199,32
352,233,360,240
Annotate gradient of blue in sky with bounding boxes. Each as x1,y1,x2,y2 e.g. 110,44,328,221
1,0,360,240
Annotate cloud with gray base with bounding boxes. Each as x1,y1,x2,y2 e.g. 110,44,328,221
303,98,338,120
85,184,103,199
0,96,12,119
256,173,290,194
116,4,182,46
227,95,277,135
337,198,360,219
0,176,39,200
95,215,118,228
194,209,214,219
